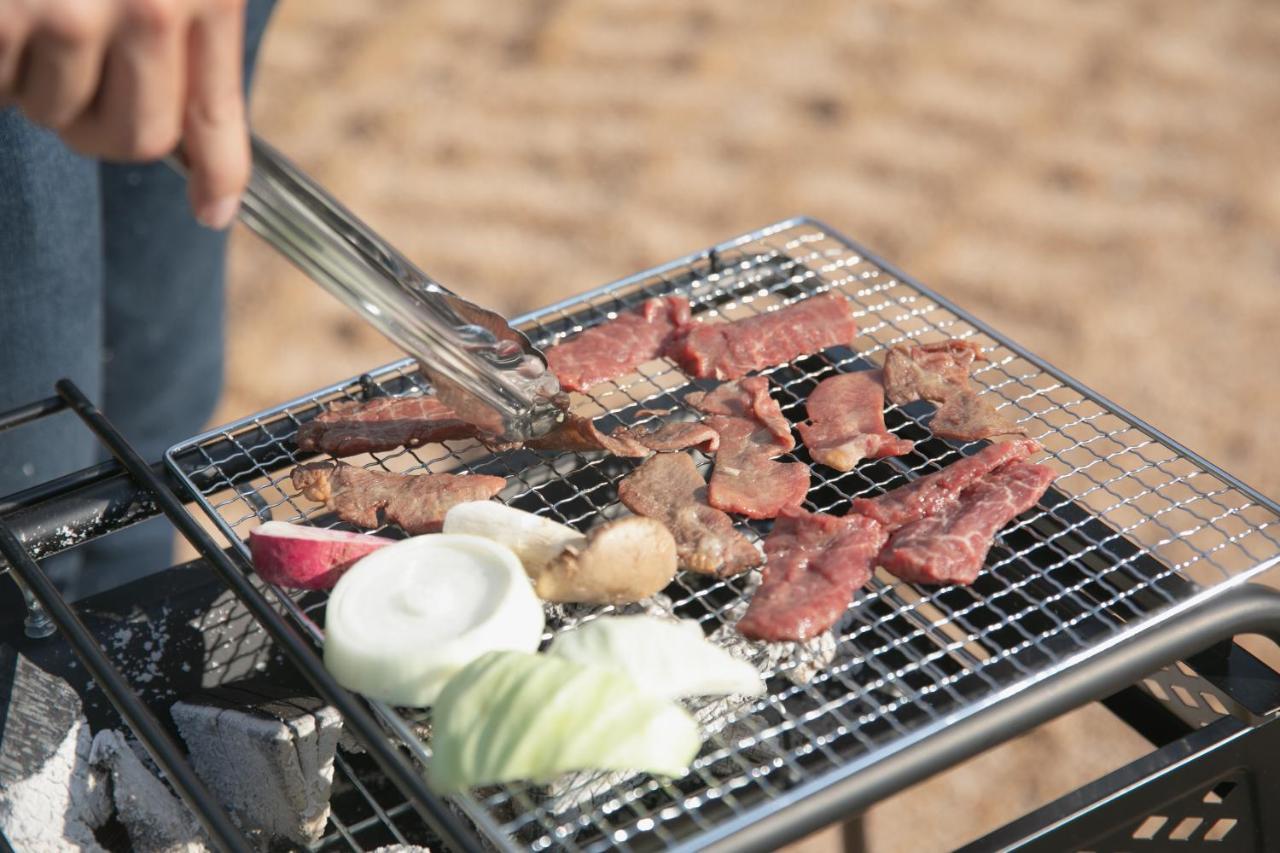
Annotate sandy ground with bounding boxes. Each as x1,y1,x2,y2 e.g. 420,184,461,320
216,1,1280,850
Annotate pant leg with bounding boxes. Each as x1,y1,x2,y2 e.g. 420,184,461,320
80,0,278,593
0,111,104,597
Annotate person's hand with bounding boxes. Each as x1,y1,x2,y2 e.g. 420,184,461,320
0,0,250,229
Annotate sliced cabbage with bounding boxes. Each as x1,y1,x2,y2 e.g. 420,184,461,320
428,651,700,794
548,615,764,700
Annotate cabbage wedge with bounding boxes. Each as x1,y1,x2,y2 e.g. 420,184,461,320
428,651,700,794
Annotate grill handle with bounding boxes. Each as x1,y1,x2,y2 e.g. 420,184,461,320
167,137,562,441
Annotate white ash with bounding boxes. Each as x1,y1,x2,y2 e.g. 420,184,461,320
543,592,677,634
0,649,110,851
370,846,431,852
171,683,341,845
89,730,208,853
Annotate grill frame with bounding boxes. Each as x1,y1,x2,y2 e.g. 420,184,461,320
162,216,1280,851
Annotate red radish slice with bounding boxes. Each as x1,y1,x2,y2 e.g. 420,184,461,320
249,521,393,590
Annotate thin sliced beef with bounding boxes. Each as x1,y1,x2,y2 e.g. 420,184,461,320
688,377,808,519
617,453,760,577
687,375,793,449
796,370,914,471
546,296,692,392
291,462,506,534
615,420,720,454
883,340,986,406
526,414,649,457
882,338,1023,440
670,292,858,380
297,395,715,461
296,397,475,457
931,390,1027,441
879,461,1056,585
737,508,887,642
526,415,719,457
850,437,1041,532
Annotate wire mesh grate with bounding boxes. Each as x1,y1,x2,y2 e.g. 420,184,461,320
166,218,1280,851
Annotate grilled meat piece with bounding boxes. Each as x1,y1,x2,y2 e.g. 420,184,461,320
297,394,716,461
545,296,693,392
295,396,475,457
882,339,1024,440
796,370,914,471
688,377,808,519
617,452,761,577
879,460,1056,585
669,292,858,381
850,438,1040,532
931,389,1028,441
291,462,506,534
883,339,986,406
737,508,887,642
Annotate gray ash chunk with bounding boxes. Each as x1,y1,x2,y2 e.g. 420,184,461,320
89,730,208,853
171,681,342,845
0,646,110,851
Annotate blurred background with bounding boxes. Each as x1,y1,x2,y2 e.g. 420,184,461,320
219,1,1279,850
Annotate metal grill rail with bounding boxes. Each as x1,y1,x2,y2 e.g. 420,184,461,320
165,217,1280,851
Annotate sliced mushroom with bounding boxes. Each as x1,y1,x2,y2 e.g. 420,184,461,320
443,501,586,576
532,517,678,605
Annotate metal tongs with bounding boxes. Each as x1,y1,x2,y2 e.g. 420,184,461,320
170,136,563,443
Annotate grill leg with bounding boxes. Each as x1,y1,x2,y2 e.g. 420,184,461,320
842,816,866,853
16,577,56,639
960,639,1280,853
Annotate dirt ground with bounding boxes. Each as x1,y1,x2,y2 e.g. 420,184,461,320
218,1,1280,850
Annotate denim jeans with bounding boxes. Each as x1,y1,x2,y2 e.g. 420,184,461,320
0,0,275,599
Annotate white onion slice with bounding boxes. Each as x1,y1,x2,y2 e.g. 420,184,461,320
323,534,544,706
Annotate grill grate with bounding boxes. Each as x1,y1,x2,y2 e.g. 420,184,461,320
166,218,1280,851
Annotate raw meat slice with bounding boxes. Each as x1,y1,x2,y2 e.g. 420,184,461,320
291,461,506,534
850,438,1040,531
546,296,693,392
296,396,475,457
736,508,887,642
617,452,761,577
669,292,858,380
796,370,914,471
930,389,1027,441
688,377,808,519
879,460,1056,585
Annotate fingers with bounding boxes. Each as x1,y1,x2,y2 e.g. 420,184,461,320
0,9,32,105
61,0,187,162
15,12,113,129
183,0,248,229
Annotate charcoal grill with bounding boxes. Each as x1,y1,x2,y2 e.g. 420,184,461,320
3,217,1279,852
